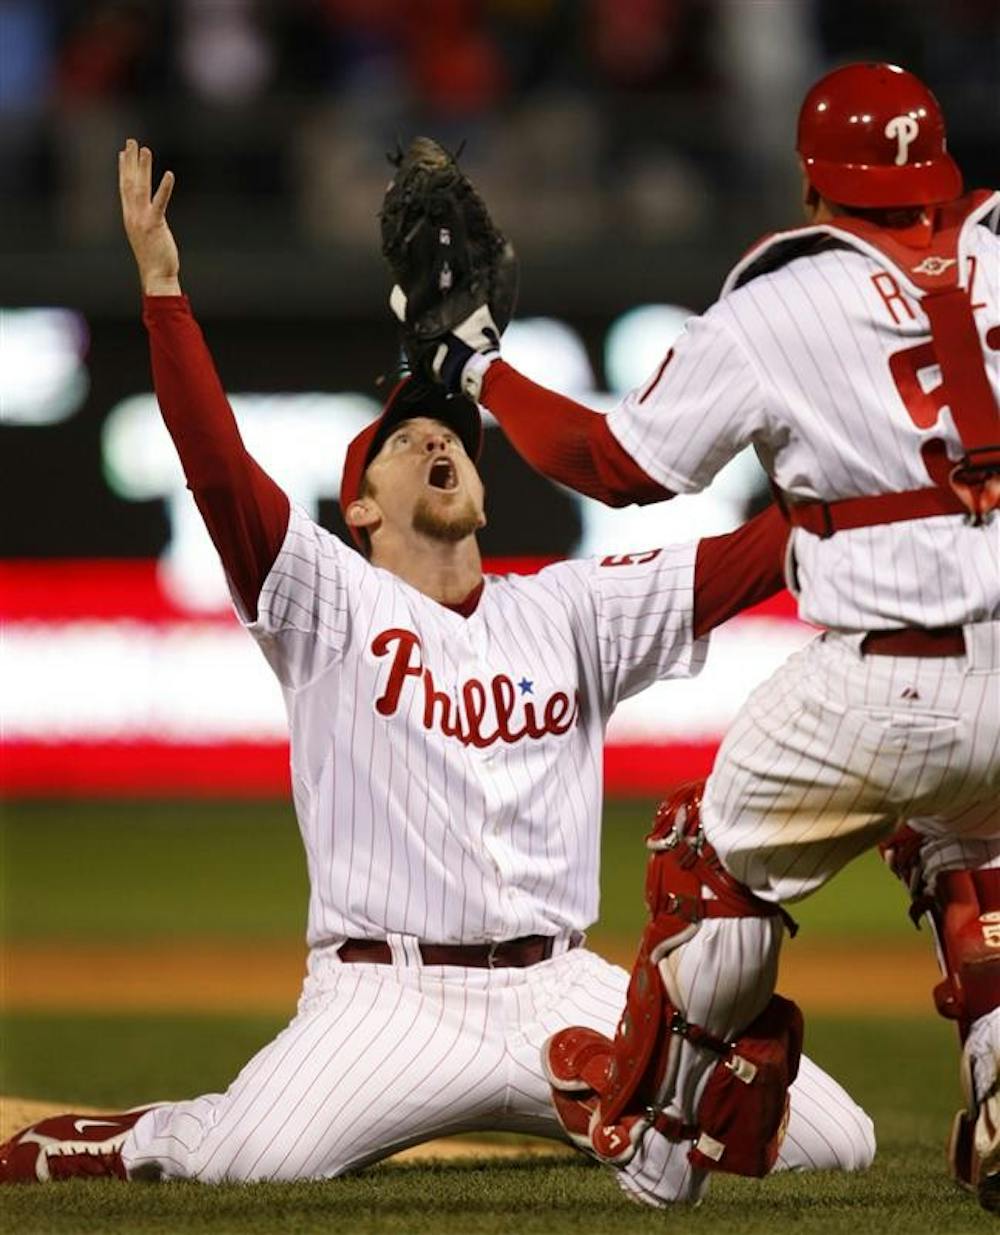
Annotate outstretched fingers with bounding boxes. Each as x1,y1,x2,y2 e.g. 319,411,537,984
118,137,180,292
118,138,147,213
137,142,152,202
151,169,175,218
119,138,174,221
118,138,135,206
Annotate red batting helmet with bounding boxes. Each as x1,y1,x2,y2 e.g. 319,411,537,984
340,376,482,548
797,62,962,208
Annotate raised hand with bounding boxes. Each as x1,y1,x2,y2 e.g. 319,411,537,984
118,138,180,296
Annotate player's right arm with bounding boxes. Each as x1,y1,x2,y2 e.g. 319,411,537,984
118,139,289,618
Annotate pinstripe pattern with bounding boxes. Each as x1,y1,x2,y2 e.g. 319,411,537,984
606,208,1000,631
123,946,873,1191
640,627,998,1177
702,628,1000,902
243,505,706,946
121,502,881,1194
598,200,1000,898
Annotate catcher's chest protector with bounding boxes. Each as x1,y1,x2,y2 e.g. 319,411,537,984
726,190,1000,528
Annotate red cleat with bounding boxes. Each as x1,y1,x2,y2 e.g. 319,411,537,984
0,1106,159,1183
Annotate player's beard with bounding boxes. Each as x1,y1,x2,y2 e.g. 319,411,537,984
412,494,481,544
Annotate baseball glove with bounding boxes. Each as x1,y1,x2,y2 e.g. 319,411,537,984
380,137,518,379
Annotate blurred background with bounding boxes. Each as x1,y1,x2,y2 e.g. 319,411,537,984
2,0,998,798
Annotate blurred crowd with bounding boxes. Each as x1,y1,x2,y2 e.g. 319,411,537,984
1,0,997,253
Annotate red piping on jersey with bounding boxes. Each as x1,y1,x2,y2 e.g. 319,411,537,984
638,349,675,403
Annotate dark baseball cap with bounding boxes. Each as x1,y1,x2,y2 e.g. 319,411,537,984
340,376,483,548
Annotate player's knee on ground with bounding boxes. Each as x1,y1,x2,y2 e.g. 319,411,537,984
779,1103,876,1174
824,1103,876,1172
777,1055,877,1175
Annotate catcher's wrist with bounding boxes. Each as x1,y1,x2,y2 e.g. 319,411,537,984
460,352,497,402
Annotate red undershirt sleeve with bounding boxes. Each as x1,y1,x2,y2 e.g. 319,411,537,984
480,360,672,507
692,504,788,640
142,294,290,619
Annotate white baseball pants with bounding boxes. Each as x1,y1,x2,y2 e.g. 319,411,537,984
123,942,874,1202
638,623,1000,1175
703,624,1000,903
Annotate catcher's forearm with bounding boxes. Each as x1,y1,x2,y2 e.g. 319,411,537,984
692,505,788,639
143,295,289,615
480,361,669,507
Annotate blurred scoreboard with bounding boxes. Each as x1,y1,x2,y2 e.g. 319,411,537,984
1,306,813,798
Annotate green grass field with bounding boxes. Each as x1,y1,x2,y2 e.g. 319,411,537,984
0,798,914,943
0,799,984,1234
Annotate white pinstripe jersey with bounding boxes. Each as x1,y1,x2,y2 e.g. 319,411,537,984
240,504,706,947
608,193,1000,631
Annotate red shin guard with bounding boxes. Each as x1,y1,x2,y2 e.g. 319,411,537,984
881,826,1000,1041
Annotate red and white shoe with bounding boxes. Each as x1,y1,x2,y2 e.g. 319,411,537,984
0,1106,159,1183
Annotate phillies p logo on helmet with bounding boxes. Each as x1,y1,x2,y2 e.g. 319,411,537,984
884,115,920,166
796,62,962,207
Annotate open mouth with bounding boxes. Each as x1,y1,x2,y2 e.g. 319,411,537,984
427,457,458,491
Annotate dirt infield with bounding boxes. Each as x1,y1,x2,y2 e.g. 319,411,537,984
2,937,939,1015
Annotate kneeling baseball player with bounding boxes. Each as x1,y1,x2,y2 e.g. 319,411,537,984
0,141,876,1202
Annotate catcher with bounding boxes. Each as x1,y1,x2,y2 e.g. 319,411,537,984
382,66,1000,1211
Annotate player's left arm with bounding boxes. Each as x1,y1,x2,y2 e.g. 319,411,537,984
692,504,787,639
479,362,672,506
479,308,766,506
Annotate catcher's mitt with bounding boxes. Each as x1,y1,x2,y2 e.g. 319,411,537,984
380,137,518,351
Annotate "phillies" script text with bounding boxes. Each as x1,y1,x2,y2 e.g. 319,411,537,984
371,628,580,748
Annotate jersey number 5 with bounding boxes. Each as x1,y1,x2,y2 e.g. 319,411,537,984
888,324,1000,472
600,549,662,568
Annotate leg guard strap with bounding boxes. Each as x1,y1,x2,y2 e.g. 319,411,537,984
645,782,798,936
652,995,803,1177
